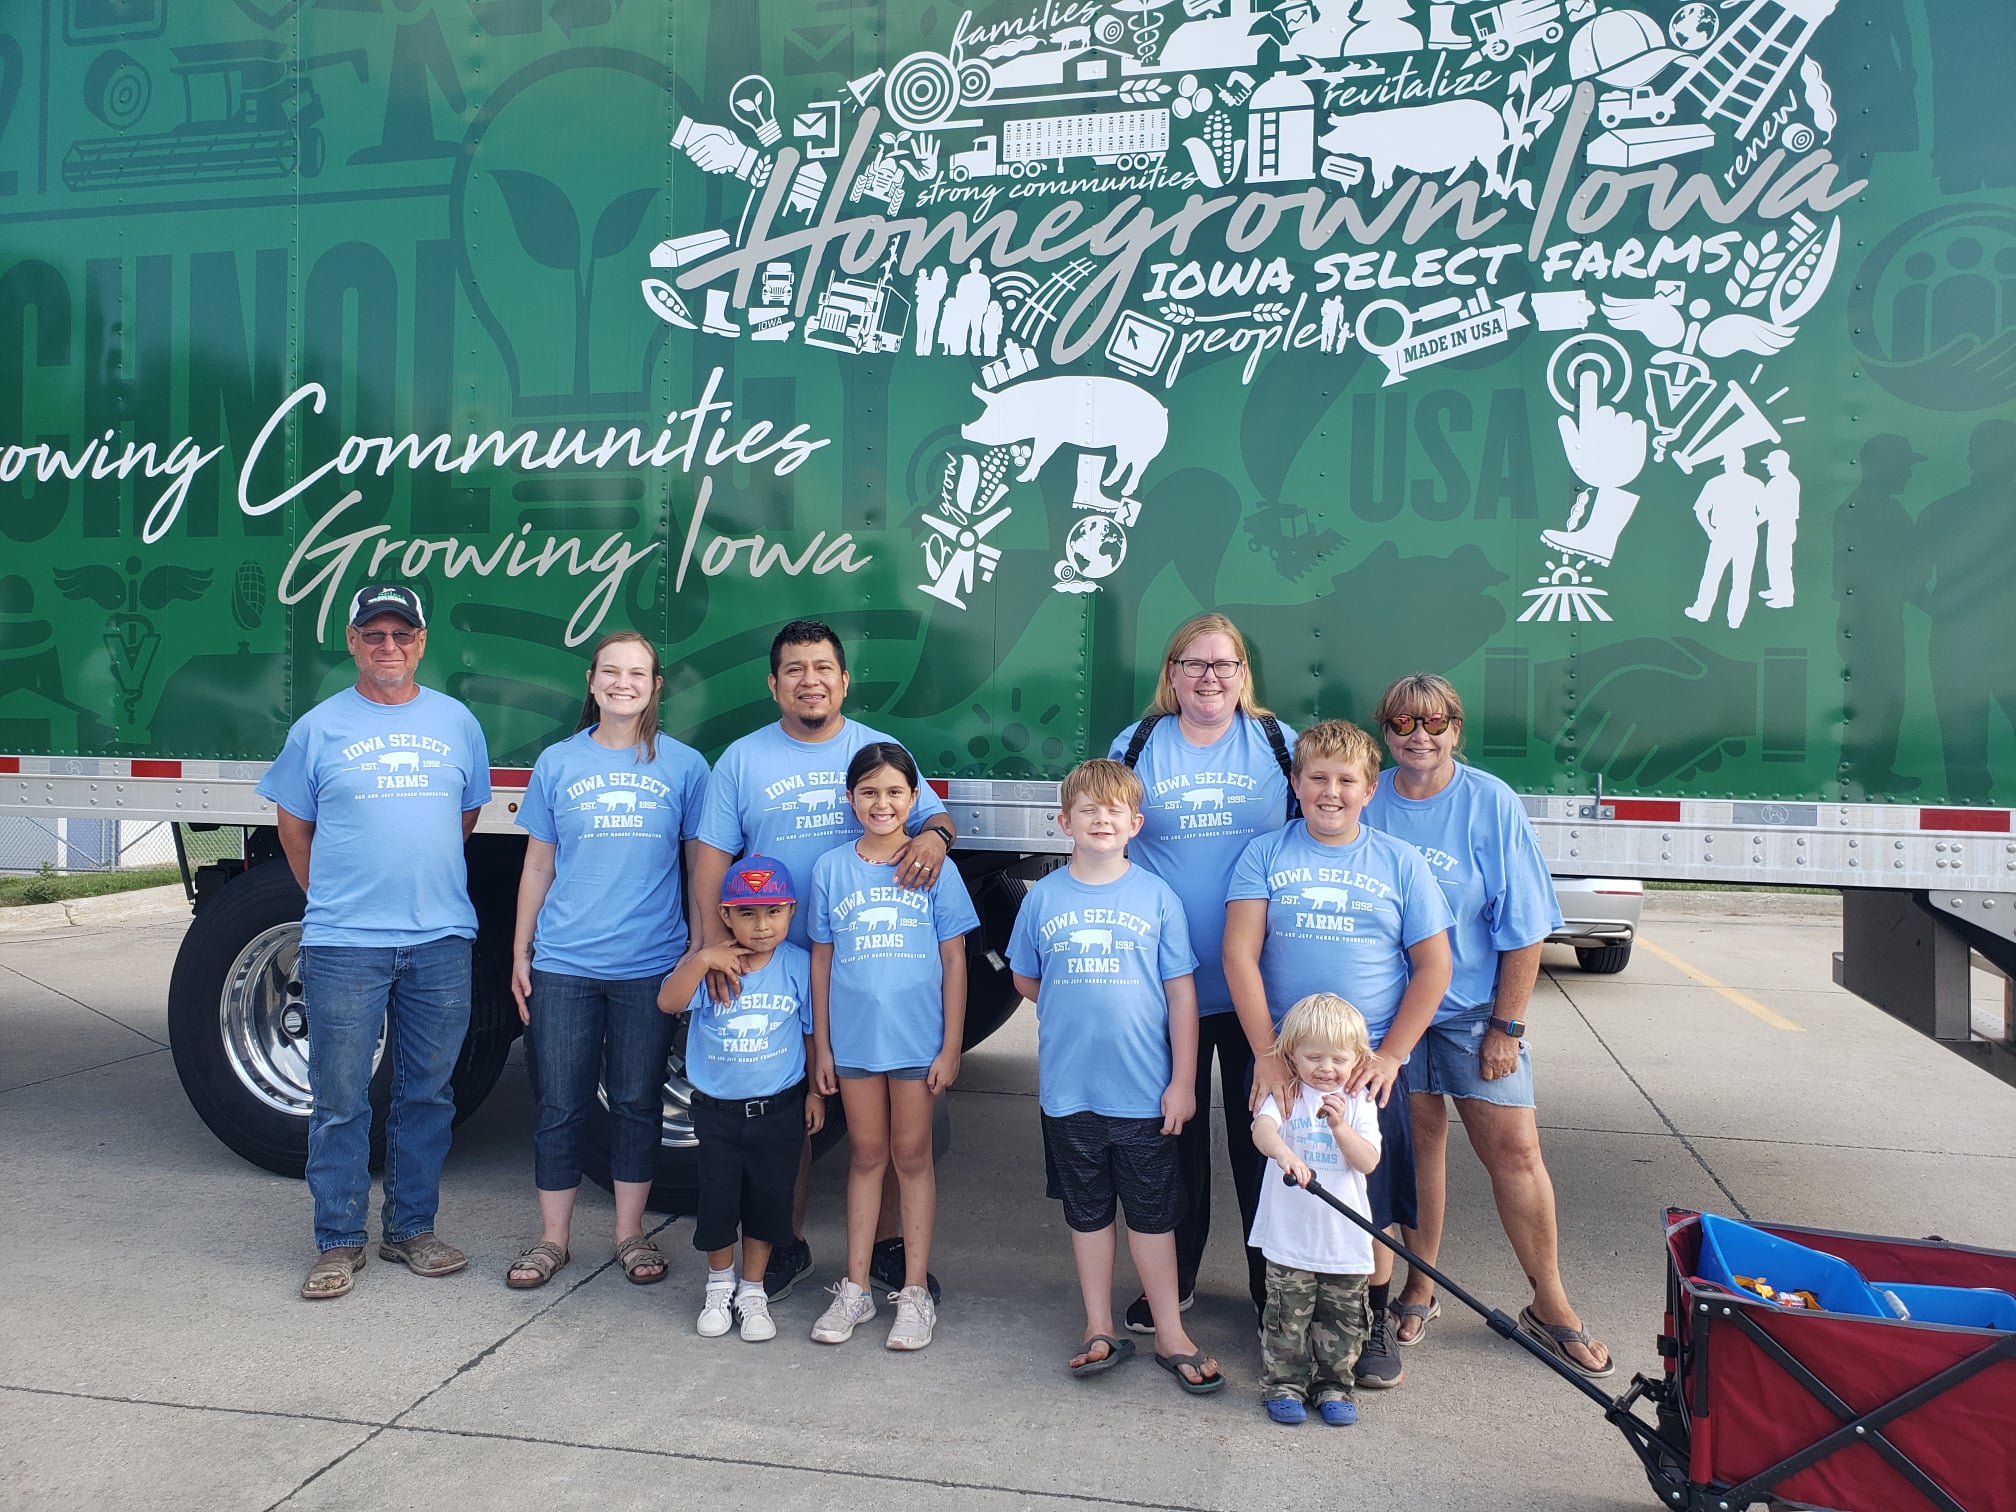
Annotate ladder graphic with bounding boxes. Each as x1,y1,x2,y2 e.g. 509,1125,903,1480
1677,0,1837,141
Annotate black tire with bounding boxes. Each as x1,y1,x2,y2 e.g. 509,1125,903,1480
168,855,517,1178
1575,941,1633,974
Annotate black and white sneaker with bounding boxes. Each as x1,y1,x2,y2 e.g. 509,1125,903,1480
763,1236,813,1300
1124,1289,1196,1334
1353,1308,1405,1390
868,1237,941,1304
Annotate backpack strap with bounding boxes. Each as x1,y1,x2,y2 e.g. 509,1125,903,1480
1257,714,1300,821
1120,713,1162,770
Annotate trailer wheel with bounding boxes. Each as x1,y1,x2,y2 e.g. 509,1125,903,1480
168,859,512,1178
1575,942,1633,975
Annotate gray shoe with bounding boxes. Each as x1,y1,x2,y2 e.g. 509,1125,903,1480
1353,1308,1404,1390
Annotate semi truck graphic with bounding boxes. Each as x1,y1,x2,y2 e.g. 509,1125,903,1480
948,108,1169,179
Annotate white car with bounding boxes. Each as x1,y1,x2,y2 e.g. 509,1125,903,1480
1548,876,1642,974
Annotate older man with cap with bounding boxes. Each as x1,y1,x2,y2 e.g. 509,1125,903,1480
258,584,492,1300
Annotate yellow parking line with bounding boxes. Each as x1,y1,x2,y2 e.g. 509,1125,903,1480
1635,937,1805,1032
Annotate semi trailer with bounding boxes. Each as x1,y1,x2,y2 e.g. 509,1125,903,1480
2,0,2012,1208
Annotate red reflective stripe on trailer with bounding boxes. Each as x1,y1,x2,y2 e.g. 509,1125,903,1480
130,760,181,778
1609,799,1681,821
1918,807,2011,833
0,756,18,774
927,779,949,799
490,768,533,789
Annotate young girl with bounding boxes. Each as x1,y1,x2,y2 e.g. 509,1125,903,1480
1249,992,1384,1426
808,744,978,1350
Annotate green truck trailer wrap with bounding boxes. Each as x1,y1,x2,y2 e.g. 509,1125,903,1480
4,0,2013,1177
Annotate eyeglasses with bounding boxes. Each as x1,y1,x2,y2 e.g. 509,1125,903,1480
1384,713,1455,736
356,629,419,648
1171,658,1243,680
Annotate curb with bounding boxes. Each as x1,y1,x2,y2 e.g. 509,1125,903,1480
1641,888,1840,922
0,884,192,937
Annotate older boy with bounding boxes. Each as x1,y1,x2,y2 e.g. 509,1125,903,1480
1223,719,1453,1390
1008,759,1221,1393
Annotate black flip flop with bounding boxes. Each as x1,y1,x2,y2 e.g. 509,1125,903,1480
1155,1349,1226,1394
1069,1334,1135,1376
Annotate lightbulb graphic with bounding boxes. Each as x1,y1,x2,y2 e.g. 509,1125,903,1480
729,74,781,147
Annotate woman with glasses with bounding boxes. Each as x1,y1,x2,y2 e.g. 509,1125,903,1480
504,631,711,1291
1362,673,1613,1380
1107,613,1297,1330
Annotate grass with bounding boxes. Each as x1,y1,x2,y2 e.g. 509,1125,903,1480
0,865,181,907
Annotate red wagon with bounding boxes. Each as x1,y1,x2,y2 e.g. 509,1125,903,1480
1296,1176,2016,1512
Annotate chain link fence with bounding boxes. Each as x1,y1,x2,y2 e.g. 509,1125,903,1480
0,818,243,878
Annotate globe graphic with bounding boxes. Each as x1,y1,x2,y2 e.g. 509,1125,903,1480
1669,3,1718,51
1062,516,1127,580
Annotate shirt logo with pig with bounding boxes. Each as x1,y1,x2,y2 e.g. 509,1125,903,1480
1036,904,1159,983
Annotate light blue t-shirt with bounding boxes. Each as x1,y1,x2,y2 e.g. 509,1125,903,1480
683,943,813,1100
1007,864,1197,1119
515,727,710,980
1366,764,1564,1016
698,718,950,947
1226,820,1454,1041
257,686,492,948
810,845,979,1072
1109,713,1295,1017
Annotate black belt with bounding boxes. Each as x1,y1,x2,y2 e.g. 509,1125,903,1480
690,1081,806,1119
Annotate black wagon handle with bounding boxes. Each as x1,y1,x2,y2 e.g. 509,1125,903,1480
1291,1171,1620,1411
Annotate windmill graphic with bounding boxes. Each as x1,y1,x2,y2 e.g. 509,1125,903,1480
1677,0,1836,141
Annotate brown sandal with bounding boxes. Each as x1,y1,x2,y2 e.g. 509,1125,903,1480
301,1245,365,1300
615,1234,668,1285
505,1240,569,1290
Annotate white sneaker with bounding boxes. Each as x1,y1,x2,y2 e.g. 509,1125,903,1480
696,1280,735,1338
885,1285,937,1351
736,1287,776,1342
810,1279,876,1344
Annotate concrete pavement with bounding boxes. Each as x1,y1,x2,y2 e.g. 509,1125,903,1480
2,890,2012,1511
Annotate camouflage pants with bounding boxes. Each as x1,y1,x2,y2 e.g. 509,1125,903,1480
1260,1260,1370,1402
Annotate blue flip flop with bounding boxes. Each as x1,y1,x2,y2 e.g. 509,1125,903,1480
1156,1349,1226,1394
1069,1334,1135,1376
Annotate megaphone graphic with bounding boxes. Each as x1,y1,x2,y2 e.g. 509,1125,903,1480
1673,381,1781,475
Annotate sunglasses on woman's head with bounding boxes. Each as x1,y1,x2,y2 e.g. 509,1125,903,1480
1384,713,1455,736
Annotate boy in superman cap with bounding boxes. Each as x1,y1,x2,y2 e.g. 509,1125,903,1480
659,856,823,1341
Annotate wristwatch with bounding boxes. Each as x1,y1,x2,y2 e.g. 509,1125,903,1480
1487,1016,1526,1039
920,820,956,848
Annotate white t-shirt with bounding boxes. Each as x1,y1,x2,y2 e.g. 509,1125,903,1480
1248,1085,1382,1275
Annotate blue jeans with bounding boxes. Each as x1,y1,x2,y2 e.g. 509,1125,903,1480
525,969,673,1190
301,936,472,1252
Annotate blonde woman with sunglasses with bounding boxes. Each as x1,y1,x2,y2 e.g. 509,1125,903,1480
1362,673,1612,1382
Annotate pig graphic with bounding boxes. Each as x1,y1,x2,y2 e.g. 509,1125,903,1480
1301,885,1353,911
856,905,900,931
379,750,420,773
724,1012,771,1034
795,788,839,811
1068,928,1113,953
1179,787,1225,810
596,789,638,812
1316,101,1510,198
963,377,1170,493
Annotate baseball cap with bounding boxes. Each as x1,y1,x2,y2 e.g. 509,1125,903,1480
348,584,427,629
723,854,796,905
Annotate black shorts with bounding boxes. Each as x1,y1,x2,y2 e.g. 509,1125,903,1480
690,1087,805,1253
1042,1111,1185,1235
1365,1087,1417,1232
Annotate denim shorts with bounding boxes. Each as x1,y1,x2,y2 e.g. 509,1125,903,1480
1400,1007,1535,1109
835,1064,930,1080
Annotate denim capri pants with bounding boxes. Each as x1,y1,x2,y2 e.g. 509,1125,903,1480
525,968,674,1189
